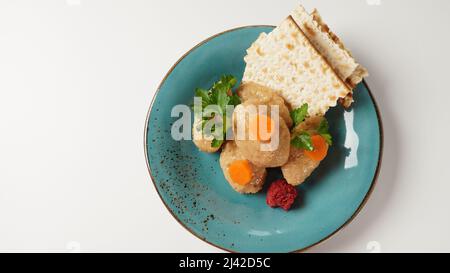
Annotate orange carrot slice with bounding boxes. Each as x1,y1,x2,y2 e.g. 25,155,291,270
228,160,253,185
249,115,273,141
304,135,329,161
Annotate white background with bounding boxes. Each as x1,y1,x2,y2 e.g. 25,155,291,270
1,0,449,253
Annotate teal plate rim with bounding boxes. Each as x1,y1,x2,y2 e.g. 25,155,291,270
143,25,384,253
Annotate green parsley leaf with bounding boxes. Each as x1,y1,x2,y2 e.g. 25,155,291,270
317,118,329,135
194,88,211,109
320,133,332,145
216,88,230,112
290,104,309,127
193,75,240,150
291,132,314,151
317,118,332,145
211,138,224,148
228,94,241,107
213,75,237,92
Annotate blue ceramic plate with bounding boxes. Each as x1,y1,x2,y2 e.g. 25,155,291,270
144,26,382,253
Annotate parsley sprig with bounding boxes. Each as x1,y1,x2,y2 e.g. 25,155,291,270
291,132,314,151
290,103,333,151
194,75,241,148
316,118,332,146
290,103,309,127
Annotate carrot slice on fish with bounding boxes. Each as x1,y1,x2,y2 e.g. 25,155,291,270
249,115,274,141
228,160,253,185
304,135,329,161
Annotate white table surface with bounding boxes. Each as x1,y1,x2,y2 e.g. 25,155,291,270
1,0,450,253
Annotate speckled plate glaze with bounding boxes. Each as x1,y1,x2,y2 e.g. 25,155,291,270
144,26,383,253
